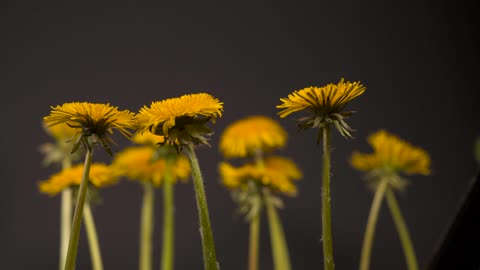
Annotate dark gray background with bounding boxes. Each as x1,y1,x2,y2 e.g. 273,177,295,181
1,2,478,270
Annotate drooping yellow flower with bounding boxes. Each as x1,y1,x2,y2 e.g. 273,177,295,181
112,146,190,186
137,93,223,147
219,156,302,196
219,115,287,158
43,121,79,141
351,130,431,175
132,132,165,146
39,163,119,196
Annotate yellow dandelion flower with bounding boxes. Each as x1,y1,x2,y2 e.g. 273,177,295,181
43,121,78,141
132,131,165,146
277,78,365,138
219,156,302,196
44,102,137,154
137,93,223,148
112,146,190,186
219,115,287,158
351,130,431,176
39,163,118,196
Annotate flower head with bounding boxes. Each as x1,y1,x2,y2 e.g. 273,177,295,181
220,116,287,158
132,132,165,146
137,93,223,149
44,102,137,154
39,163,119,196
351,130,431,177
219,156,302,196
112,146,190,186
277,78,365,139
40,121,82,166
43,121,79,142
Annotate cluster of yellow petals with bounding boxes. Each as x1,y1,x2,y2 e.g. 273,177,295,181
131,132,165,146
112,146,190,186
351,130,431,175
39,163,118,196
219,156,302,196
43,121,78,141
277,78,365,118
137,93,223,135
219,116,287,158
44,102,137,138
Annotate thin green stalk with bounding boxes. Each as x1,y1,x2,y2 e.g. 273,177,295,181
248,213,260,270
161,160,174,270
385,188,419,270
321,126,334,270
359,179,389,270
265,191,291,270
140,182,155,270
60,158,73,270
83,202,104,270
184,144,219,270
64,147,94,270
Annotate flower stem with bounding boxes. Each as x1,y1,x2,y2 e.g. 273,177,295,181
64,146,93,270
184,144,219,270
139,182,155,270
248,213,260,270
321,125,334,270
83,202,104,270
265,191,291,270
359,179,389,270
161,160,175,270
60,158,73,270
385,188,419,270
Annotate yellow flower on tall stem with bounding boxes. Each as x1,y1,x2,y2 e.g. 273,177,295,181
219,115,301,270
351,130,431,270
277,79,365,270
44,102,136,270
112,135,190,270
137,93,223,270
39,163,119,270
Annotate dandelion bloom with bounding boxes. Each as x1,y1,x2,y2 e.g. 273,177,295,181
43,121,79,141
351,130,431,176
112,146,190,186
219,116,287,158
219,156,302,196
39,163,119,196
132,132,165,146
137,93,223,147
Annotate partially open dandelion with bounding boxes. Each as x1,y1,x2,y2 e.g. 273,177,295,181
112,142,189,270
277,79,365,270
39,163,119,270
350,130,431,270
44,102,136,270
137,93,223,270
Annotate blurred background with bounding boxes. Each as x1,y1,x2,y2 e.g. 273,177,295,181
1,2,478,269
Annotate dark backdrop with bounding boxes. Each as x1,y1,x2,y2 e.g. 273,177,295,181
1,2,478,270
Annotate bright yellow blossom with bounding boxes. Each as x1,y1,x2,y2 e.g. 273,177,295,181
112,146,190,186
132,132,165,146
39,163,118,196
43,121,78,141
219,115,287,158
351,130,431,175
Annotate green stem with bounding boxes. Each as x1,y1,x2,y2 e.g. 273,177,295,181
248,213,260,270
140,182,155,270
321,126,334,270
64,147,93,270
184,144,219,270
83,202,104,270
265,190,291,270
359,179,389,270
385,188,419,270
161,161,175,270
60,158,73,270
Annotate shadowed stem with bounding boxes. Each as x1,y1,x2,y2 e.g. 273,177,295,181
83,202,103,270
359,179,389,270
140,182,154,270
161,160,175,270
60,158,73,270
265,190,291,270
385,188,419,270
64,146,93,270
184,144,219,270
248,213,260,270
321,126,334,270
